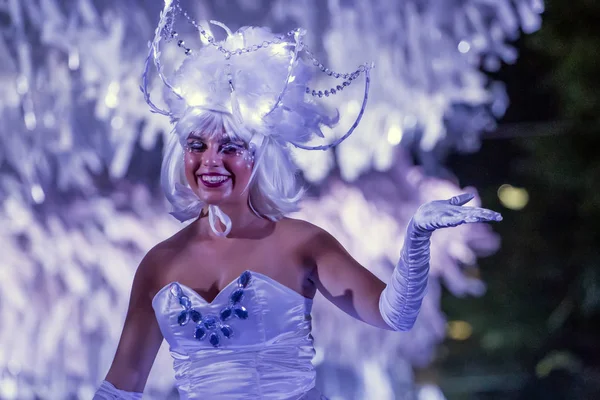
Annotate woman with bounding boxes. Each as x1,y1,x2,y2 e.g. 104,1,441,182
94,1,502,399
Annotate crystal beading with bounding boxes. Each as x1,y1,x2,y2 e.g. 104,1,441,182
170,270,253,348
173,1,288,58
171,0,368,90
142,0,374,153
305,66,370,98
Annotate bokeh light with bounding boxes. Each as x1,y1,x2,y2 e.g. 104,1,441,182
497,184,530,210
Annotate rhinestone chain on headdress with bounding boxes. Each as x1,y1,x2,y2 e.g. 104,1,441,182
142,0,373,151
169,0,370,98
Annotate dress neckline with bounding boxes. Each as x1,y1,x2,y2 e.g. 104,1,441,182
152,270,313,306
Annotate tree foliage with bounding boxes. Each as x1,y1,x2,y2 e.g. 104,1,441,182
438,0,600,398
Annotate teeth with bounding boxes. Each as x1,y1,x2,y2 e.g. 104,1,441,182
201,175,229,183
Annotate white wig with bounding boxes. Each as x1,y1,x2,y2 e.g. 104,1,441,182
160,108,305,230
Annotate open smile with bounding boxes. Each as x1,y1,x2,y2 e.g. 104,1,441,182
198,174,231,188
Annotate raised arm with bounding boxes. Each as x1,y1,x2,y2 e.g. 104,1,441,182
307,223,393,330
309,193,502,331
94,248,165,398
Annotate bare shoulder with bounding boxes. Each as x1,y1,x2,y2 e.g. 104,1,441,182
135,231,189,299
278,217,325,237
141,240,176,272
277,217,337,253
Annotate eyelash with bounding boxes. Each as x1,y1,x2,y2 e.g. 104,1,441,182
187,141,243,154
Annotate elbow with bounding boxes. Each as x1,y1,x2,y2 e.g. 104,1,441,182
378,290,422,332
377,309,418,331
383,318,415,332
373,311,414,331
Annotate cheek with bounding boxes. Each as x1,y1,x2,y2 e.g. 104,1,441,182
230,150,254,170
228,156,254,184
184,151,197,164
183,153,199,175
231,159,252,174
240,150,255,168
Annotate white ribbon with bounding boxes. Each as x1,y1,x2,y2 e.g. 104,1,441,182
170,183,232,237
208,205,232,237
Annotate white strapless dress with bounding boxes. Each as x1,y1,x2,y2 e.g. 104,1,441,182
152,270,328,400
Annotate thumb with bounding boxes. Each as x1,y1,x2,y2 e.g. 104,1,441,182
448,193,475,206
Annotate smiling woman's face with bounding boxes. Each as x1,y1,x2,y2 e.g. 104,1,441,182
183,130,254,207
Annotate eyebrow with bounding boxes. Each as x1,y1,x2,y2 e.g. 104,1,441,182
187,133,244,145
187,132,202,140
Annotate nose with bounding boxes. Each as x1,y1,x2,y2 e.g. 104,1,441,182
202,145,222,167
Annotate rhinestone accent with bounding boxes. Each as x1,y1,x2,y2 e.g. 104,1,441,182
190,310,202,323
221,325,233,338
230,288,244,303
220,307,233,321
238,271,251,288
194,326,206,340
203,316,217,330
209,332,220,347
233,305,249,320
170,283,183,298
177,310,190,326
170,271,253,347
179,296,191,309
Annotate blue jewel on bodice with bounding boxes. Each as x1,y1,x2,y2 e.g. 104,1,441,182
170,270,252,347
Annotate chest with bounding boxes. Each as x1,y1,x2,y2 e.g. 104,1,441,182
158,235,316,302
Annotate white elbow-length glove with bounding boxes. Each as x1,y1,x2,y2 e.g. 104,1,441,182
379,193,502,331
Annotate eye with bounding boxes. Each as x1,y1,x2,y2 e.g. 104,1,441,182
186,140,206,152
220,143,244,155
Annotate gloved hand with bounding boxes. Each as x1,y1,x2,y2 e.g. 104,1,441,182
412,193,502,233
379,193,502,331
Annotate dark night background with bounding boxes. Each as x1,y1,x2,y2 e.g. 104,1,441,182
433,0,600,398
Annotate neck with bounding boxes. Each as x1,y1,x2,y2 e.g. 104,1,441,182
195,201,266,239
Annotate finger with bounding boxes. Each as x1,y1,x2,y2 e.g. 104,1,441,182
448,193,475,206
462,208,503,222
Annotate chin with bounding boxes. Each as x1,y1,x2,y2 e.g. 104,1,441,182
202,193,249,209
198,191,236,205
198,194,226,205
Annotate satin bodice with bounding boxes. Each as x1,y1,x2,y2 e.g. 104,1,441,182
152,270,324,400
